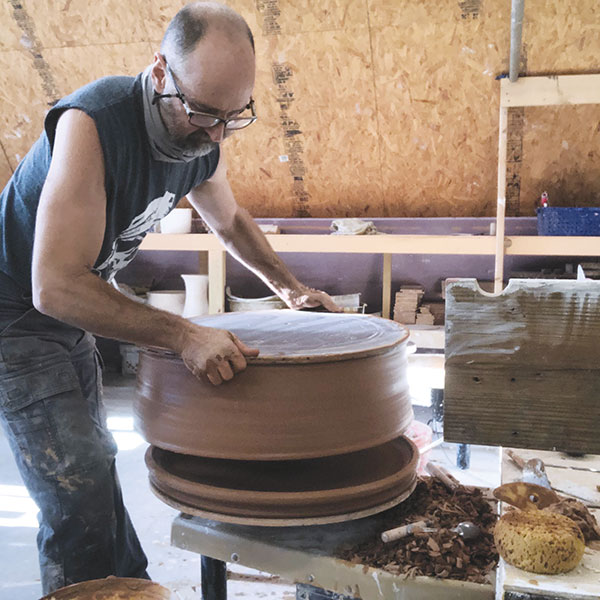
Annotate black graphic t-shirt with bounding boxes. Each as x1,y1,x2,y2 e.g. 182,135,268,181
0,73,219,296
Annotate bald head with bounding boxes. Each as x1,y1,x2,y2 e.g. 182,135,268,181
161,2,254,72
150,2,256,154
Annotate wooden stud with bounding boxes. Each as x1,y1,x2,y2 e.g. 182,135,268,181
494,105,509,294
381,253,392,319
208,250,226,314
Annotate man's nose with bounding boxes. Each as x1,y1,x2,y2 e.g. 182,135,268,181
205,122,225,143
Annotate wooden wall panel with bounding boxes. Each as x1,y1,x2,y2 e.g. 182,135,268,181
0,150,13,186
205,0,261,40
371,3,507,217
19,0,148,47
519,105,600,214
0,0,598,217
0,1,24,50
253,0,367,35
143,1,196,43
43,43,153,97
523,0,600,72
0,50,48,169
227,27,383,217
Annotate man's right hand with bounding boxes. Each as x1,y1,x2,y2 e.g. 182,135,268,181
180,325,259,385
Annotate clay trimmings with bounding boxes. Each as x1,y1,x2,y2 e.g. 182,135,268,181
494,509,585,574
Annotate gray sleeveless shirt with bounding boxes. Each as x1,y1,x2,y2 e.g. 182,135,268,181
0,73,219,300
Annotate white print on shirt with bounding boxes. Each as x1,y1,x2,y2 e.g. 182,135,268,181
94,190,176,281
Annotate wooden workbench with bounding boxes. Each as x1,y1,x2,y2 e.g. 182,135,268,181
169,449,600,600
171,509,494,600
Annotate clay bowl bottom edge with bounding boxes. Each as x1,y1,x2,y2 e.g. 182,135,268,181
145,436,419,520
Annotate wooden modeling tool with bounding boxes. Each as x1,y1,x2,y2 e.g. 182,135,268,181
426,462,459,491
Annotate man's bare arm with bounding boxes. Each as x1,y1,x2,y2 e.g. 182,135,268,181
32,109,257,384
188,153,339,311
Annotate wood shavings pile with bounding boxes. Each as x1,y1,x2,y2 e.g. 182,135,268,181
336,477,498,584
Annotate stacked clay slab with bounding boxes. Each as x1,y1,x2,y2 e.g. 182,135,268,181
135,310,419,525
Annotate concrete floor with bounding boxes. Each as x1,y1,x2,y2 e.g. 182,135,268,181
0,371,499,599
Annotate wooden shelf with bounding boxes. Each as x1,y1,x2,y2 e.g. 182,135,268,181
140,233,600,256
139,233,600,317
500,74,600,108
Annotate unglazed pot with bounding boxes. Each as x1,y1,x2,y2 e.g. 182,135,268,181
135,311,412,460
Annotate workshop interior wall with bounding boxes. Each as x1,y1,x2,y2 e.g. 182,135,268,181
1,0,598,218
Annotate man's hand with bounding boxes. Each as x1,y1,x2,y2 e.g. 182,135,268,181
187,155,343,315
180,325,260,385
284,286,343,312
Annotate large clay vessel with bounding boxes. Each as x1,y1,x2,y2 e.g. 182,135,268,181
135,311,412,460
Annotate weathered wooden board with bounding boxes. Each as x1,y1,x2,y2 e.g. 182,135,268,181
444,279,600,454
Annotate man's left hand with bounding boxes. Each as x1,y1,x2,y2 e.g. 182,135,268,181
285,286,342,312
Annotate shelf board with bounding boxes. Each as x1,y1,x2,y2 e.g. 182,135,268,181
500,74,600,108
140,233,600,257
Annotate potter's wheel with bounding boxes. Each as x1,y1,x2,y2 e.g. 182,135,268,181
135,310,412,460
145,436,419,526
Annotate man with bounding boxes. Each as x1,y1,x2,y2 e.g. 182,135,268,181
0,2,338,593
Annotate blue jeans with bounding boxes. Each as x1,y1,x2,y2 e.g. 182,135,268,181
0,306,148,594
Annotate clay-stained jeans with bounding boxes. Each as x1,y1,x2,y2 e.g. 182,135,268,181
0,308,148,594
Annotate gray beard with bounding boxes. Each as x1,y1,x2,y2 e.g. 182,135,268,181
171,133,218,157
141,65,218,163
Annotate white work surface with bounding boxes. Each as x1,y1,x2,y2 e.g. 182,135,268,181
171,509,494,600
497,448,600,600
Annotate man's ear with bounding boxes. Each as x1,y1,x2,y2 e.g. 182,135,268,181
150,53,167,93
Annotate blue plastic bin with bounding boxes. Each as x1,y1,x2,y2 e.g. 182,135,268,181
536,207,600,236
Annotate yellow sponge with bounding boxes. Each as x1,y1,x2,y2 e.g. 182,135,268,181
494,509,585,574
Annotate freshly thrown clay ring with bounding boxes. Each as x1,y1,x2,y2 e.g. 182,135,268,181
135,311,412,460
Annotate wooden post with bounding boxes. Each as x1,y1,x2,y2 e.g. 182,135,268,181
208,250,226,314
382,253,392,319
494,105,509,294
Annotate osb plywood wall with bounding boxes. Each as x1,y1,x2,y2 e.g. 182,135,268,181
0,0,599,218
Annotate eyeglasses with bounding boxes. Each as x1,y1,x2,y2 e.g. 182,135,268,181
152,59,257,131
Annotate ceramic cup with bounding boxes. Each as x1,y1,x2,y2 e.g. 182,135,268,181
146,291,186,315
159,208,192,234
